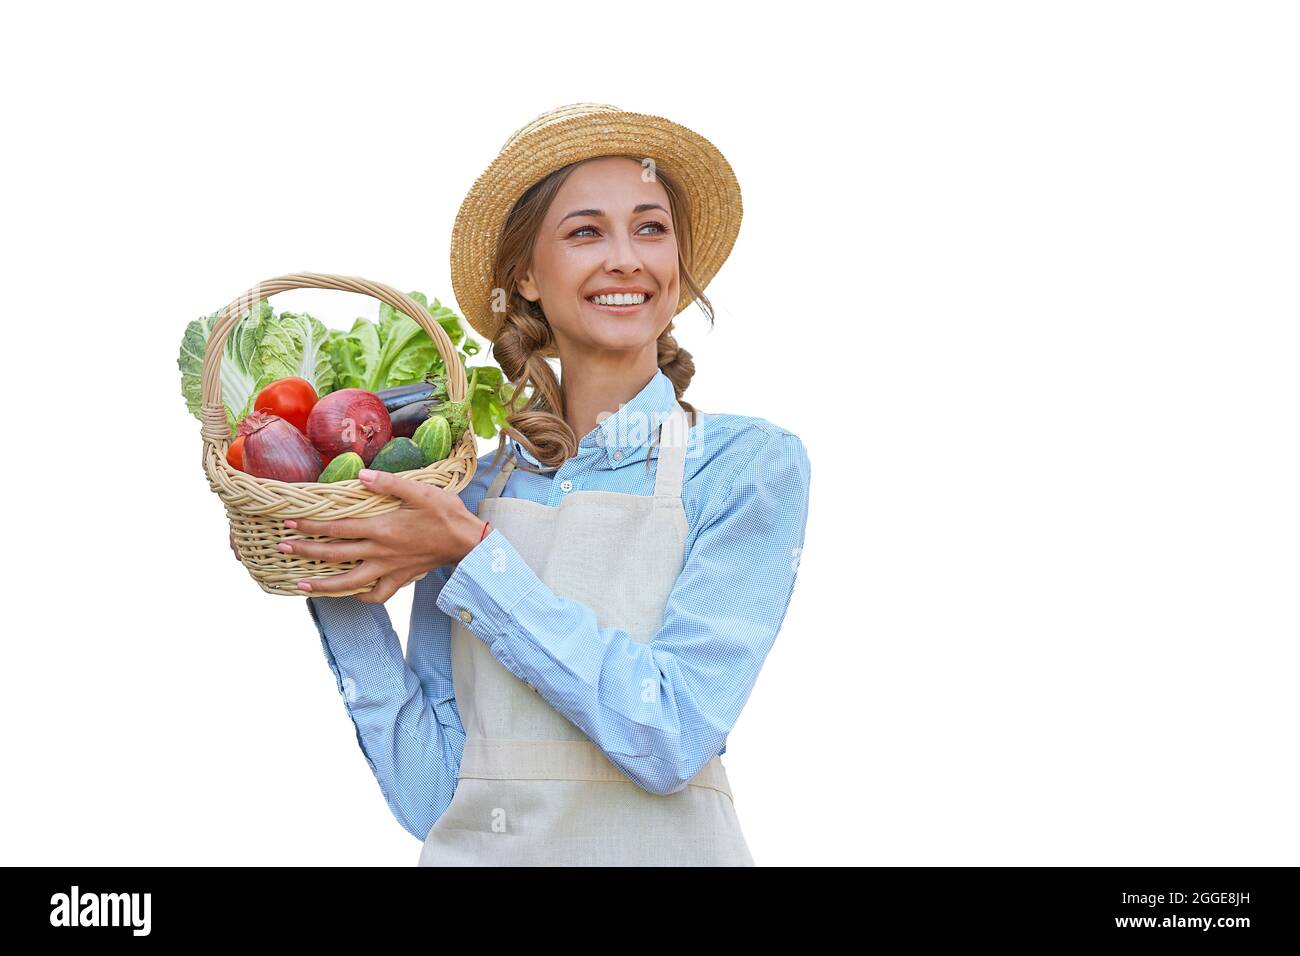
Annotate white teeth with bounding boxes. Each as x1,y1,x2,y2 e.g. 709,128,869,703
590,293,647,306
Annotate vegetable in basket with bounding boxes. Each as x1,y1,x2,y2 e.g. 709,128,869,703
425,365,513,444
389,399,445,437
323,293,472,393
369,437,425,473
253,376,318,434
306,388,393,466
462,365,517,440
413,415,453,464
319,452,364,483
226,435,246,471
181,288,520,454
178,301,335,438
241,411,324,482
375,382,438,412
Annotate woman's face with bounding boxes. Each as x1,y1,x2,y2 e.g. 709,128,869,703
517,156,680,358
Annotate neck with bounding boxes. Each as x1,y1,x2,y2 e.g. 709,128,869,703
555,346,660,442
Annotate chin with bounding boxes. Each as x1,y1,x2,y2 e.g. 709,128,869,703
589,322,659,348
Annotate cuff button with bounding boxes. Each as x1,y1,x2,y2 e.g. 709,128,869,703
458,609,473,624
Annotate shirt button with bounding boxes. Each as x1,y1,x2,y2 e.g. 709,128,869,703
559,479,573,492
458,609,473,624
612,450,622,461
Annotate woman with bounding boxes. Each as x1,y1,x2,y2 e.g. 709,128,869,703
247,104,811,865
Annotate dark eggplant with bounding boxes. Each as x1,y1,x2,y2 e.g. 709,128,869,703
375,382,438,413
389,399,445,437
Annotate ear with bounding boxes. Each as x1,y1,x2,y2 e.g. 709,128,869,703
517,268,540,303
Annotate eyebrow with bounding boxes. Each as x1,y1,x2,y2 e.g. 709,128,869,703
559,203,669,223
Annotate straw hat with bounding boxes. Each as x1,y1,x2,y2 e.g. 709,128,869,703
449,103,743,357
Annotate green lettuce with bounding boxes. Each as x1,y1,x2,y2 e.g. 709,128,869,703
177,299,336,438
256,309,335,395
324,292,474,392
179,289,513,443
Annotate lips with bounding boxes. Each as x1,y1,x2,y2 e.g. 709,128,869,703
585,290,654,312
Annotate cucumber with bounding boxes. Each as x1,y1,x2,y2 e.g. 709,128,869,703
413,414,453,464
318,451,364,482
369,437,425,473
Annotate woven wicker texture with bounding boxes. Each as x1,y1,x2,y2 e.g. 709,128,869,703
201,273,478,597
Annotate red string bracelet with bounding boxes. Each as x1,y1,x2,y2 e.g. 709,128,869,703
479,520,491,542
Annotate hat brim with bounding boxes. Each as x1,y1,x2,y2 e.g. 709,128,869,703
449,109,742,358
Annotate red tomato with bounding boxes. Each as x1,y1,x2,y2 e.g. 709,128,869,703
254,377,319,434
227,435,246,471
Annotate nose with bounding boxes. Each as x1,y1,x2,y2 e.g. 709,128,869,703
603,228,643,275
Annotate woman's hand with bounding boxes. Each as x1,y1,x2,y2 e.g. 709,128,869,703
279,469,490,604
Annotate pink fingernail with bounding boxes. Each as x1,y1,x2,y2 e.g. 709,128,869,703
285,519,298,529
299,582,312,591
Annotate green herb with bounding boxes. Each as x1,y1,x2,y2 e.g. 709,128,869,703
429,365,519,442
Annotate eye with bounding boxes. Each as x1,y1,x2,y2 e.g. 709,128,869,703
566,220,671,239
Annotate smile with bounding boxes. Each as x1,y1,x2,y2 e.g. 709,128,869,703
586,291,652,312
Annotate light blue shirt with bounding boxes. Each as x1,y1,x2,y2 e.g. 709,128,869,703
307,369,812,841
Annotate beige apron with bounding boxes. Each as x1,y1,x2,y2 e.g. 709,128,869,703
418,402,755,866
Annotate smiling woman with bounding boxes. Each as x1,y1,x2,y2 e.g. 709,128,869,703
304,104,809,867
486,152,715,473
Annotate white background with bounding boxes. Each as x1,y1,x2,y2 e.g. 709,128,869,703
2,1,1296,866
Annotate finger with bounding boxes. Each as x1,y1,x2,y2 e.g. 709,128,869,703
287,514,386,539
356,565,426,604
299,559,391,596
281,536,389,562
356,572,401,604
356,567,426,606
358,468,438,504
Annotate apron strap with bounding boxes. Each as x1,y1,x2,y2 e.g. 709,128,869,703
485,402,690,501
652,403,690,500
483,451,518,500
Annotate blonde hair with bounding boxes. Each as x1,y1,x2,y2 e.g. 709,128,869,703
487,155,712,473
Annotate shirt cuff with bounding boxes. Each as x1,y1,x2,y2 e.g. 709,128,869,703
435,527,542,644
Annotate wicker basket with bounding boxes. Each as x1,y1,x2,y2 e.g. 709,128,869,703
201,273,479,597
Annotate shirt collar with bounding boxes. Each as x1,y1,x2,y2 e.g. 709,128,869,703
510,369,681,471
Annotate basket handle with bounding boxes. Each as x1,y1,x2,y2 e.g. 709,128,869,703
199,273,468,444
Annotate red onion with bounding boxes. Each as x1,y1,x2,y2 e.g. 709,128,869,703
306,388,393,465
241,411,324,482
